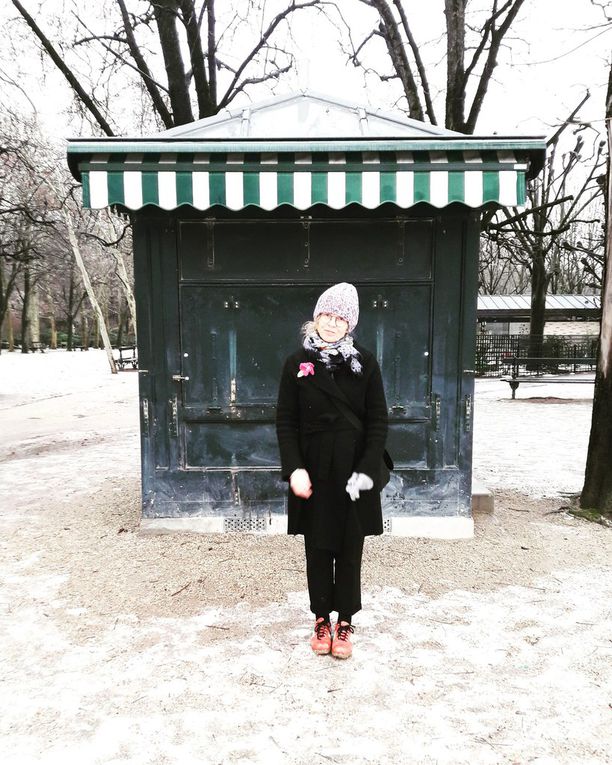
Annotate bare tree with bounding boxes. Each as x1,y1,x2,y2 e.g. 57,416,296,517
554,210,604,294
10,0,324,135
0,108,130,370
0,111,57,352
478,236,530,295
581,52,612,515
485,98,606,357
345,0,526,132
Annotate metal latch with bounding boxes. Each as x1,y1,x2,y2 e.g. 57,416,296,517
172,374,190,382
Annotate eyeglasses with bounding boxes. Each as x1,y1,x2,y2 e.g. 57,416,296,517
318,313,348,327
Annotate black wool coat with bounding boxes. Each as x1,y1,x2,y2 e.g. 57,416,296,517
276,343,389,549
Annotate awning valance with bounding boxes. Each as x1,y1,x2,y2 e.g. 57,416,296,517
76,149,530,211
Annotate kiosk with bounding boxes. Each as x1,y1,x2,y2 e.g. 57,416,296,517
67,92,545,537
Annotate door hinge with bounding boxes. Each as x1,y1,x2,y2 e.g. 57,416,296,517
431,393,441,431
464,394,473,433
168,396,178,437
141,399,150,436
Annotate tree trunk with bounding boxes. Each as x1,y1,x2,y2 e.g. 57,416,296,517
94,313,101,348
62,207,117,373
7,307,15,351
580,106,612,513
123,310,132,345
111,248,137,344
28,281,40,344
81,315,90,349
116,299,125,347
66,269,75,351
21,265,31,353
45,285,57,349
178,0,214,117
444,0,466,132
0,262,5,355
528,250,547,360
153,0,194,126
49,312,57,349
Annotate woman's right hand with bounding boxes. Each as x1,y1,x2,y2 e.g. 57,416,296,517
290,468,312,499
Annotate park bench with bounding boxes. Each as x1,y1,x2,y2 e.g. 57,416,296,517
31,341,47,353
501,356,596,399
113,345,138,370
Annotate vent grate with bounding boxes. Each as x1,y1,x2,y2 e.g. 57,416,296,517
383,518,392,533
224,517,268,532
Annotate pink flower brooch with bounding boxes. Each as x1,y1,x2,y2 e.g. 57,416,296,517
297,362,315,378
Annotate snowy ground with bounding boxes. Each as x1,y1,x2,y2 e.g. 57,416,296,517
0,350,611,765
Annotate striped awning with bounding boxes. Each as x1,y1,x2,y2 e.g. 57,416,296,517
78,149,528,211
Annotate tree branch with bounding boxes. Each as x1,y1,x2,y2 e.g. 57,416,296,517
490,196,575,228
465,0,526,133
218,1,322,112
360,0,424,121
116,0,174,127
392,0,437,124
10,0,115,136
221,60,293,108
207,0,218,108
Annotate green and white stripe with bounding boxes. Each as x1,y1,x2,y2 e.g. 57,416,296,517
81,150,527,211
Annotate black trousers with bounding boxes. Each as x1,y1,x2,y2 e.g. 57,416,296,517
304,533,364,619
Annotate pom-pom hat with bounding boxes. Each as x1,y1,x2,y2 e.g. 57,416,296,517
313,282,359,332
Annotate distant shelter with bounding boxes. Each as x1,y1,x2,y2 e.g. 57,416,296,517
477,294,601,336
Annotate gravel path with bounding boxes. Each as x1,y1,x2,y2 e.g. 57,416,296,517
1,350,610,765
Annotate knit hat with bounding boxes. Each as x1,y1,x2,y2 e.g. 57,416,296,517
313,282,359,332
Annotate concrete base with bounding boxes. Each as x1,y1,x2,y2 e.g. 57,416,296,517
139,515,287,535
471,480,494,514
140,513,475,539
139,486,494,540
387,515,474,539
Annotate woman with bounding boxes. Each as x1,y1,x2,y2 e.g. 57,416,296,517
276,282,388,659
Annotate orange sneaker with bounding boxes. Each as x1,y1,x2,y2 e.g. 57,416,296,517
331,621,354,659
310,617,332,655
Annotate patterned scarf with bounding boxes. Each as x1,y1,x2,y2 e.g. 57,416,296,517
303,331,362,375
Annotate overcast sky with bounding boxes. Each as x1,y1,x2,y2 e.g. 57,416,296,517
283,0,612,137
0,0,610,141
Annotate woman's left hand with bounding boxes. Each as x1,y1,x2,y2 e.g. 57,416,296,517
345,472,374,501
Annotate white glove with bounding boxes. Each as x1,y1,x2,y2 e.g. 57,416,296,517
345,472,374,501
290,468,312,499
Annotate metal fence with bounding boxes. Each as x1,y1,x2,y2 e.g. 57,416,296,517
475,334,599,377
